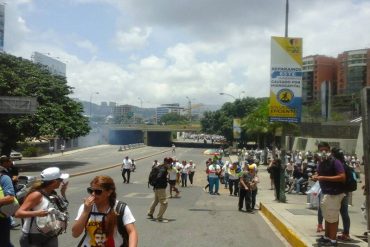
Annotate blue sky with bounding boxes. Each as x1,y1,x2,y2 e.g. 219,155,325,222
4,0,370,108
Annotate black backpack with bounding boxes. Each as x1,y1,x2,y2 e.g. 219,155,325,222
148,166,160,188
116,201,129,247
342,162,357,192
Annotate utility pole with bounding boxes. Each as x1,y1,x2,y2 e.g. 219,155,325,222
278,0,290,203
361,87,370,246
285,0,289,38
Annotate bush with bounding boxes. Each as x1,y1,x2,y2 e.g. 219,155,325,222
22,146,39,157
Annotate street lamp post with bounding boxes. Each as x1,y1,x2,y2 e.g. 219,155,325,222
219,92,236,100
89,92,99,117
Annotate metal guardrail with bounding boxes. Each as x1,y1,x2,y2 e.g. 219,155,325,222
117,143,145,151
108,124,201,132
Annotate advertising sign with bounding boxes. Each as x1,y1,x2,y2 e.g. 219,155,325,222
233,118,241,139
269,36,302,123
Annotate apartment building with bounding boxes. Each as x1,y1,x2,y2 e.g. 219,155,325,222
337,49,370,95
302,55,336,103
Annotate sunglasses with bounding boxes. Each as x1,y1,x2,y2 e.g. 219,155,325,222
87,187,103,195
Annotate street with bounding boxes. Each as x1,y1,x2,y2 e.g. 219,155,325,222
10,145,288,247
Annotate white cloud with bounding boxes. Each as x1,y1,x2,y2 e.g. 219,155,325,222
114,27,152,52
4,0,370,109
75,39,98,54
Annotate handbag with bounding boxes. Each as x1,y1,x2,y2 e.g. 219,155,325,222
0,175,20,217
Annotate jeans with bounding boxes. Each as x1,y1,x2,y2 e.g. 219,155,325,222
122,169,131,183
340,194,350,234
0,217,13,247
318,192,323,225
228,179,239,196
189,172,195,185
239,188,252,210
223,173,229,188
209,176,219,194
181,173,188,187
295,177,305,192
251,188,258,209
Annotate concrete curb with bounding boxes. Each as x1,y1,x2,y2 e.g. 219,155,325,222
69,148,171,178
260,202,308,247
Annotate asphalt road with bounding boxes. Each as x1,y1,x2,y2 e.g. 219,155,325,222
10,145,289,247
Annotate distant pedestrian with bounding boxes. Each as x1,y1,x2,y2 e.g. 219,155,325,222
222,161,230,189
188,160,196,185
208,161,221,195
167,163,180,198
249,165,259,210
180,160,189,187
121,156,132,184
203,160,211,192
147,158,170,222
60,144,65,155
171,144,176,155
239,165,253,213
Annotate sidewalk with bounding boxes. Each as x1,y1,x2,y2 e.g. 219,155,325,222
229,155,368,247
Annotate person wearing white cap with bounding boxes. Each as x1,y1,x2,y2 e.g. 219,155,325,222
15,167,69,247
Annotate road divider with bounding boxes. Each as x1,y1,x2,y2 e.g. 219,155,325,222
70,149,171,178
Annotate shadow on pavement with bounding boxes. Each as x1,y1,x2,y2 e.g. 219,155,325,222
16,161,88,173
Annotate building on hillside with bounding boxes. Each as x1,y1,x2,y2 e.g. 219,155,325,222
302,55,336,103
337,49,370,95
32,52,66,77
113,104,133,117
156,103,183,123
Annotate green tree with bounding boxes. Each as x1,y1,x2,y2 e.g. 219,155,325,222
0,53,90,155
159,113,188,125
200,97,262,142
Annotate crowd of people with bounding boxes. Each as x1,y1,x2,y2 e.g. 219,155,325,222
265,142,364,246
0,142,365,247
202,155,260,213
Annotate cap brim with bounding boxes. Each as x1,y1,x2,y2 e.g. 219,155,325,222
60,173,69,180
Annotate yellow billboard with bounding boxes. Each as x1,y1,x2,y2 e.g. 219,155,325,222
269,36,302,123
233,118,241,139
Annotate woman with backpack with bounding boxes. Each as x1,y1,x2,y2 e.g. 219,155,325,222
72,175,138,247
15,167,70,247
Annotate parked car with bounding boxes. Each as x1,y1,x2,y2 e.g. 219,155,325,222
10,150,23,160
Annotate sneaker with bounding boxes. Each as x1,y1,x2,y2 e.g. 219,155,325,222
157,218,169,223
316,237,337,246
316,224,324,232
316,236,327,243
147,214,154,219
10,222,20,229
337,233,350,241
215,192,220,195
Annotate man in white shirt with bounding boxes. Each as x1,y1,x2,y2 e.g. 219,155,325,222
188,160,196,185
121,156,132,183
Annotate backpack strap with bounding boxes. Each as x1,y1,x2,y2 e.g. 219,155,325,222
116,201,128,247
77,210,92,247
